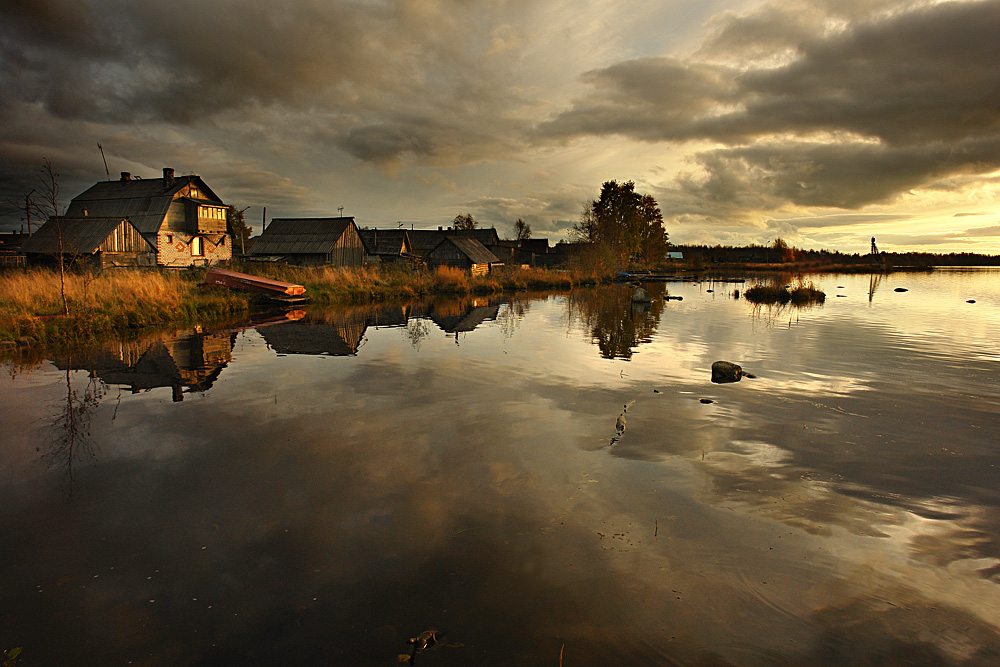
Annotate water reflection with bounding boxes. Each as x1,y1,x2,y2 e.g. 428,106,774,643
43,361,106,495
567,284,667,359
52,329,235,401
2,271,1000,664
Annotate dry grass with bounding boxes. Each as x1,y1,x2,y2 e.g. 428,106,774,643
0,268,249,345
0,262,610,348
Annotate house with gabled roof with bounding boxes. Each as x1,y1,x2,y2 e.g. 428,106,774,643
21,216,155,268
65,168,231,267
427,236,502,276
358,228,415,264
248,217,366,266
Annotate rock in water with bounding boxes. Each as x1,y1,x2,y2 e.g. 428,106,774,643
711,361,743,383
633,287,652,303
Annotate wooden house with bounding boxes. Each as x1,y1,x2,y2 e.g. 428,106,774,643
427,236,501,276
248,217,365,266
358,228,414,263
65,168,231,267
21,216,155,268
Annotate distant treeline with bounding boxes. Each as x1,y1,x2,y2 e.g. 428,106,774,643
671,244,1000,267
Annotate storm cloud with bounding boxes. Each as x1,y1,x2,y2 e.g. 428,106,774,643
541,0,1000,233
1,0,998,250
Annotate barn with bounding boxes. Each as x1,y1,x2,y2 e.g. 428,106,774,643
248,217,366,267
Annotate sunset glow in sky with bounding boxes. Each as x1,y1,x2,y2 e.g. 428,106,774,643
2,0,999,254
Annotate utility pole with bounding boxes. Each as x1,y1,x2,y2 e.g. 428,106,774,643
24,188,35,236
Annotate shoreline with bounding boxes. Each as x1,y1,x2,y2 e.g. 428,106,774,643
0,260,934,355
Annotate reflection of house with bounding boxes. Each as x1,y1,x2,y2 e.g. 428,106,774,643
53,331,235,401
21,216,155,268
428,299,501,335
427,237,501,276
248,217,366,266
259,311,368,356
65,168,231,267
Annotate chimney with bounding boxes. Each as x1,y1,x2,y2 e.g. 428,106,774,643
163,167,175,188
120,172,131,181
438,226,443,231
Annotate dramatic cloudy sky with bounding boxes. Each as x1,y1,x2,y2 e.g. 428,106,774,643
2,0,999,253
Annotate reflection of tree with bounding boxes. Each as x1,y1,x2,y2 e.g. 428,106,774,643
496,298,530,340
44,361,106,496
567,285,666,359
405,319,431,350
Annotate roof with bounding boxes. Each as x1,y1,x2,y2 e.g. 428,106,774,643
65,175,223,236
431,236,501,264
249,217,356,256
358,229,410,256
21,217,151,255
452,228,500,246
406,229,448,255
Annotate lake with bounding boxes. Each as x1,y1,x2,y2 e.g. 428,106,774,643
1,269,999,666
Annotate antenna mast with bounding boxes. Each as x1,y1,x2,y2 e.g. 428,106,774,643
97,143,110,180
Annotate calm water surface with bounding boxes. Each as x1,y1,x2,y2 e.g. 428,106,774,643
1,269,999,666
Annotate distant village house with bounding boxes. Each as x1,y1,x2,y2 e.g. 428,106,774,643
248,217,365,266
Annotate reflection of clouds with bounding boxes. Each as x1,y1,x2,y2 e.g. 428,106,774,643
3,275,1000,663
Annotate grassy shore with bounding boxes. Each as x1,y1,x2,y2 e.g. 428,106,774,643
0,264,607,348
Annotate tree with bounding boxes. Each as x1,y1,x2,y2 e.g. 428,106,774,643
772,237,796,262
453,213,477,230
36,158,69,315
227,205,252,255
572,180,668,268
514,218,531,240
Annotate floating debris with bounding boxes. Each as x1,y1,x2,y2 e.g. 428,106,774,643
894,287,908,292
700,398,714,404
967,299,976,304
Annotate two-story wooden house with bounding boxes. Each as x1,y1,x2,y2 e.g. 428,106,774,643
64,168,231,267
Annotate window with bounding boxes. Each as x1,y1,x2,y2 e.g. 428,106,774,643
166,234,173,244
191,237,204,256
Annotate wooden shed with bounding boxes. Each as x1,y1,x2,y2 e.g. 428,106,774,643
358,228,414,263
427,236,502,276
21,216,155,268
248,217,366,267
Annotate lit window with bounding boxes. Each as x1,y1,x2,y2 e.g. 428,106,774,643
166,234,173,244
192,237,204,256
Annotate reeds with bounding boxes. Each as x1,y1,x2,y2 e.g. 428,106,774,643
744,279,826,305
